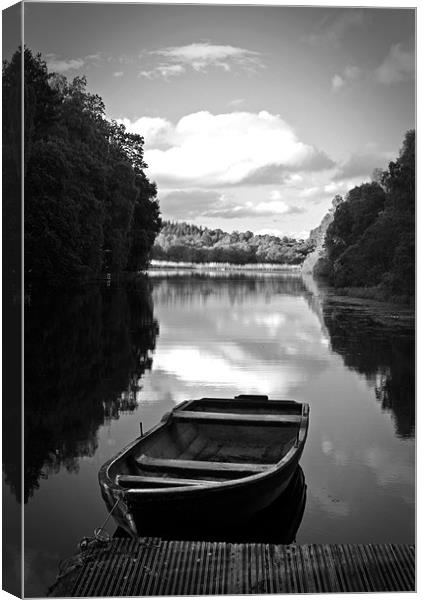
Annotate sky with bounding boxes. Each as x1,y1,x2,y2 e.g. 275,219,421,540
7,1,416,239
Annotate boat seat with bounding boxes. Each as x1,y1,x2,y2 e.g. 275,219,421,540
135,455,272,474
188,402,301,415
173,410,302,425
117,474,215,488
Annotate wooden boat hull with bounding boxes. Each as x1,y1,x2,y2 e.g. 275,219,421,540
113,466,307,544
101,445,303,534
99,396,309,537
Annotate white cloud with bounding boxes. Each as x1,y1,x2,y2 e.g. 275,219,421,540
46,51,109,74
139,42,264,80
85,52,103,63
139,64,186,80
374,43,414,84
154,42,262,71
120,112,336,224
158,189,222,219
201,198,304,219
202,199,304,219
331,65,361,92
298,186,320,199
228,98,246,107
304,10,367,47
107,54,135,65
332,43,414,92
324,181,347,195
257,228,309,240
238,155,334,186
117,116,173,147
46,56,85,73
333,150,395,181
331,74,344,91
157,188,305,221
323,178,366,198
290,230,310,240
284,174,304,185
254,200,292,215
122,110,333,188
332,42,414,92
344,65,361,79
113,71,124,78
255,228,286,237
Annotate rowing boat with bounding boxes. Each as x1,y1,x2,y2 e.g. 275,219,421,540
99,395,309,537
113,465,307,544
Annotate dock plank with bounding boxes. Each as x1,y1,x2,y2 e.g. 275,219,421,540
49,539,415,596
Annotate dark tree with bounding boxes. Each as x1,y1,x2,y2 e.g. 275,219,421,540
3,47,161,283
325,182,386,265
323,131,415,302
127,172,161,271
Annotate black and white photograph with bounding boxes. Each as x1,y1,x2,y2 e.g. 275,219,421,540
2,1,416,597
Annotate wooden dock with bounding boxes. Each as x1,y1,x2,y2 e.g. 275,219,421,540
49,538,415,596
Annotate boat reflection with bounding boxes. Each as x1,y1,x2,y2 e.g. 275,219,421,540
114,466,306,545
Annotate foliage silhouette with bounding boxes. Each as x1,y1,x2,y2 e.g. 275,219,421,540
324,131,415,302
9,281,158,503
3,47,161,283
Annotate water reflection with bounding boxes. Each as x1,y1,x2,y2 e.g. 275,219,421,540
16,272,414,595
19,280,158,503
321,298,414,439
141,272,415,441
18,273,414,509
146,273,329,406
151,270,310,306
141,272,414,545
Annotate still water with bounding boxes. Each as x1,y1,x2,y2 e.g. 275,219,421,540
7,272,415,595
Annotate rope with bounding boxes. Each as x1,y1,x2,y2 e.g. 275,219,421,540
79,497,122,551
97,497,121,534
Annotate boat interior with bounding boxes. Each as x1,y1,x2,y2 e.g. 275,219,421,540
111,402,302,489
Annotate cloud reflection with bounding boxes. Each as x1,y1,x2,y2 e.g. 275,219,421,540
147,275,331,400
153,346,304,396
362,445,414,503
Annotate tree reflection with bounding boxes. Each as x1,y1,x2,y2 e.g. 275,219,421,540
322,301,414,439
7,280,158,503
151,272,310,306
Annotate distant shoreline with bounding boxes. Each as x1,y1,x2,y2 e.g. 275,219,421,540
149,259,301,272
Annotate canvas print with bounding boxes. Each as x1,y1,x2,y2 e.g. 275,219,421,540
2,1,415,597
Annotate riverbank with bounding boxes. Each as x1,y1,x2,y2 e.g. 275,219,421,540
149,259,301,272
332,285,414,307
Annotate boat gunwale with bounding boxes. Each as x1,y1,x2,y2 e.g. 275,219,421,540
99,399,309,496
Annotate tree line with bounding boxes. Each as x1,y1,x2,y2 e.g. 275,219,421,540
3,48,161,284
152,221,315,265
316,130,415,303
